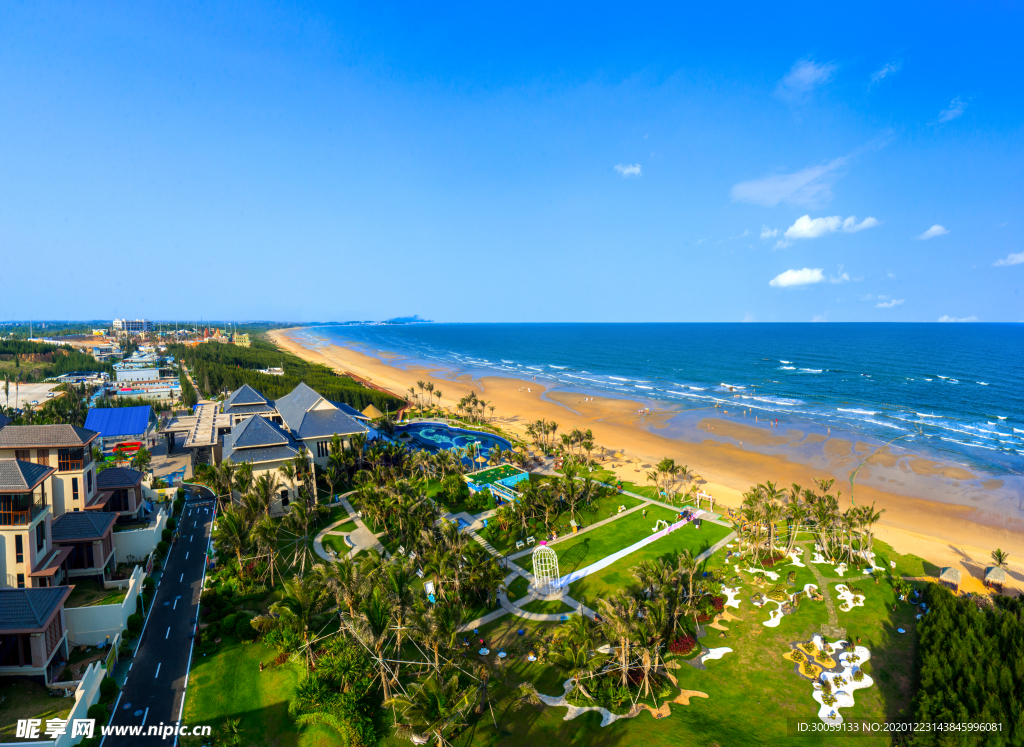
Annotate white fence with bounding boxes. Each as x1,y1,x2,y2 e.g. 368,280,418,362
64,565,145,647
112,508,167,563
0,661,106,747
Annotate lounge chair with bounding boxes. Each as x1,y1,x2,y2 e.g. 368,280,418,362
526,536,536,546
397,546,406,556
408,551,417,561
416,567,424,578
516,540,525,550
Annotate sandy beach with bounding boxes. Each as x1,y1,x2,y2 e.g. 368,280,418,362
270,327,1024,595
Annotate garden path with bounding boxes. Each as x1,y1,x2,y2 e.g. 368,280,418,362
312,492,384,562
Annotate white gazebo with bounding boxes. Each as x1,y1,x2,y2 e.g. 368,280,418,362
531,542,561,597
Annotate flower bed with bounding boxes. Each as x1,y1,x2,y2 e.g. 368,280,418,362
668,634,697,655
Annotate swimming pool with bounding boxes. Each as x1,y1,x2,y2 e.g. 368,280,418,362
395,422,512,457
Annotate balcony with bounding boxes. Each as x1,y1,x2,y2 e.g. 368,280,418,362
0,496,47,527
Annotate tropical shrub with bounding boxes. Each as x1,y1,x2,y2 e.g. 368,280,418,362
126,613,142,637
162,528,173,543
99,676,118,701
668,634,697,655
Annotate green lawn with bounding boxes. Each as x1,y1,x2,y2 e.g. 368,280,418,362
183,635,337,747
567,519,733,601
505,575,529,601
518,598,575,615
0,679,74,741
320,533,352,556
65,578,129,608
536,504,681,576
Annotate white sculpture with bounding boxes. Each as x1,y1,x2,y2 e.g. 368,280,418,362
531,542,561,596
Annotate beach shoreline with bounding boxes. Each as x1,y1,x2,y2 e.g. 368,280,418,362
269,326,1024,595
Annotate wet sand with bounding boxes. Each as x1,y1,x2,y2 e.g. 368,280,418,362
269,327,1024,594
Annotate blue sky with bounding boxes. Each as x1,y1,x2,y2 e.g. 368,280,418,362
1,2,1021,323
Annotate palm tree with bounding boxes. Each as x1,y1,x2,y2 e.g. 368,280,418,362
353,586,397,701
279,462,297,505
250,515,280,587
216,508,250,570
250,574,331,669
598,593,638,688
992,548,1010,569
385,673,473,746
214,460,237,503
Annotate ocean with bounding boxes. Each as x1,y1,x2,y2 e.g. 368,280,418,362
295,323,1024,482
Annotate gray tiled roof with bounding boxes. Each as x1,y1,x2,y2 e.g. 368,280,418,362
0,459,55,492
52,511,116,542
229,414,289,449
223,384,268,409
96,467,143,489
295,408,367,440
274,382,322,432
223,403,276,416
224,445,300,464
0,587,71,631
0,424,98,448
223,415,300,464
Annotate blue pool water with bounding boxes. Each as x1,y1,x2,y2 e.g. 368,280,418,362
395,422,512,457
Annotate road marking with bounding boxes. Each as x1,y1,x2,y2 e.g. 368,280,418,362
186,551,189,559
141,707,149,726
180,573,184,582
191,534,193,542
173,598,178,609
165,627,171,639
154,663,161,678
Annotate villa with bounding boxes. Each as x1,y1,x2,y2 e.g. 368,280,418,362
221,414,302,515
0,424,101,515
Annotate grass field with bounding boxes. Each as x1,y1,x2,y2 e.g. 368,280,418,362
0,679,74,741
537,504,688,576
567,519,733,601
65,578,129,607
183,635,337,747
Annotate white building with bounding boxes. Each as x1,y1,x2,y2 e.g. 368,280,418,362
112,319,153,335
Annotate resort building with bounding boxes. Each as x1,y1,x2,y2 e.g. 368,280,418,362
0,425,100,516
94,467,146,520
221,384,279,422
0,459,74,684
50,511,117,584
221,414,301,515
0,586,73,684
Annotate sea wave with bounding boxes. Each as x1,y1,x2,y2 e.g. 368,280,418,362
743,395,805,406
549,365,567,369
916,413,942,418
779,366,796,370
780,360,792,364
609,376,631,382
719,383,746,389
978,382,989,385
838,408,878,416
800,368,823,373
635,385,654,390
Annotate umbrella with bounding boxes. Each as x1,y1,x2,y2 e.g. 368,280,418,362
362,404,385,419
475,455,488,464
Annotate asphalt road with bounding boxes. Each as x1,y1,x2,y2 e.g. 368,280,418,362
102,499,215,745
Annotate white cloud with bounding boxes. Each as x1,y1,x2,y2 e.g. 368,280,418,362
742,312,755,323
731,156,848,207
843,216,879,232
871,60,902,84
937,97,967,123
811,313,828,323
876,298,904,308
938,315,978,323
760,226,779,239
916,224,949,240
830,271,850,284
783,214,880,239
614,164,641,177
776,58,837,101
773,239,791,249
993,252,1024,267
769,268,825,288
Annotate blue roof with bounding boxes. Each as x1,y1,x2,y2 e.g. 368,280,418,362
85,406,152,438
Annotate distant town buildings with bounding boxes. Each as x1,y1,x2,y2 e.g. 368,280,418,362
232,332,250,347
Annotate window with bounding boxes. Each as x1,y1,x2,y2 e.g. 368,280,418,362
15,449,30,462
15,535,23,564
72,478,79,502
58,448,85,472
36,522,45,552
0,494,36,526
0,635,32,667
36,449,49,466
280,490,290,507
87,469,93,494
67,542,94,569
16,574,25,589
110,489,129,512
316,441,329,458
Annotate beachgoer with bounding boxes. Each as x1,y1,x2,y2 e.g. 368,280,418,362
259,662,264,672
